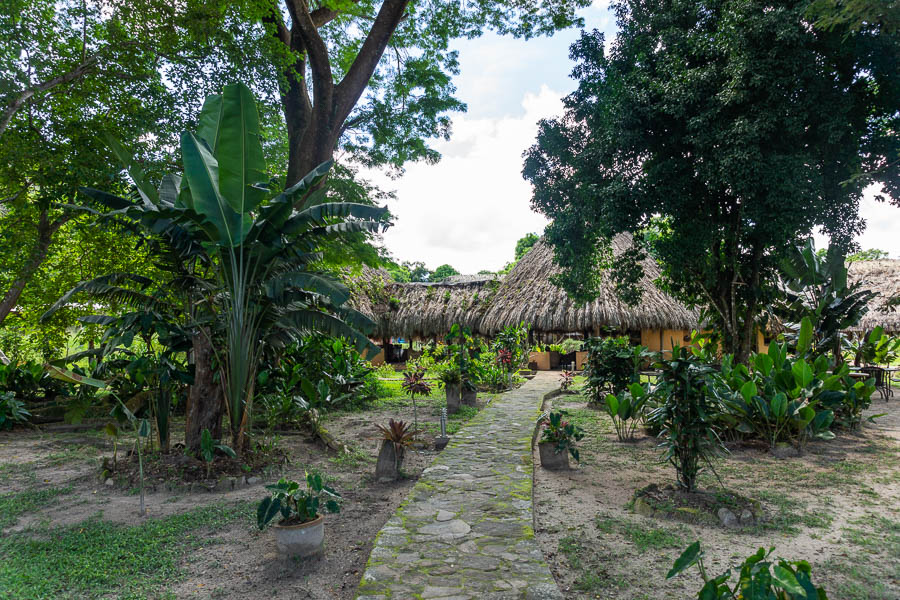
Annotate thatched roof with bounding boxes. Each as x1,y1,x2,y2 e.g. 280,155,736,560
348,234,699,339
847,259,900,333
479,236,700,335
347,267,495,340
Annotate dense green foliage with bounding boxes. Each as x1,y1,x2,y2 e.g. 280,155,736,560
778,240,875,360
650,347,725,491
668,541,829,599
524,0,900,361
583,336,653,401
431,264,460,282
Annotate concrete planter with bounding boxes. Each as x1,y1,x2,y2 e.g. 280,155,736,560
538,442,570,470
274,514,325,558
446,385,462,413
529,351,551,371
462,388,477,407
375,440,404,482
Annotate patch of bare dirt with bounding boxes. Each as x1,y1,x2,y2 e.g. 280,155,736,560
0,392,485,599
534,391,900,599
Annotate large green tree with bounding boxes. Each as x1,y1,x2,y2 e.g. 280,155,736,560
0,0,176,333
141,0,593,185
524,0,899,361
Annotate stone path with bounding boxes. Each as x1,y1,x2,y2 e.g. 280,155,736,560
356,373,564,600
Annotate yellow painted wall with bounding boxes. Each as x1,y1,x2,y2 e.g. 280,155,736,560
642,329,692,357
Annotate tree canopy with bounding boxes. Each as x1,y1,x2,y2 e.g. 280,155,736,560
431,264,460,281
524,0,900,360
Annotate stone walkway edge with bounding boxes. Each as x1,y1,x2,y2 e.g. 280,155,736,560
355,373,564,600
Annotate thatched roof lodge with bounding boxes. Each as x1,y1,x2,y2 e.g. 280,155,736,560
847,259,900,333
349,235,700,353
349,240,900,355
479,236,699,336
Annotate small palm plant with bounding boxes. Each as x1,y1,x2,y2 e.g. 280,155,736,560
199,428,236,479
401,366,432,437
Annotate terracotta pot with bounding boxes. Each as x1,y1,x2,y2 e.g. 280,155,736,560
446,385,461,413
274,514,325,558
375,440,404,482
538,441,570,470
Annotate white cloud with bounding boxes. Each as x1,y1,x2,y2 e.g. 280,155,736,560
365,86,562,273
814,185,900,258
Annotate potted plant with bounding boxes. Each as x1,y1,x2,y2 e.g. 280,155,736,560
257,472,341,558
442,324,479,409
438,366,463,413
537,411,584,470
375,419,414,481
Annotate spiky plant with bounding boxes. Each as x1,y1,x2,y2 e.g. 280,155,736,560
401,366,432,436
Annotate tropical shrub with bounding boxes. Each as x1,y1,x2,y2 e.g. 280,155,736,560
444,324,481,392
492,321,530,371
257,335,377,414
778,239,874,362
257,472,341,528
67,83,386,452
0,360,62,401
584,336,655,401
559,370,575,391
650,347,725,491
848,326,900,366
604,382,651,441
713,343,838,449
538,411,585,461
199,428,236,478
667,541,828,599
0,391,30,430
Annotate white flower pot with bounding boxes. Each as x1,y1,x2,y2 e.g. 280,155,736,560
274,514,325,558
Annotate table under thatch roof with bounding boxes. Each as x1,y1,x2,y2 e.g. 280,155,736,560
847,259,900,333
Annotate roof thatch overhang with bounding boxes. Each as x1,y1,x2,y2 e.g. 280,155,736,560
348,234,700,339
847,259,900,333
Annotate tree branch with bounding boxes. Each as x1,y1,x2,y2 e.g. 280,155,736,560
334,0,410,125
0,57,97,139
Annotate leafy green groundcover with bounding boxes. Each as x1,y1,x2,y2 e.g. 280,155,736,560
0,499,252,599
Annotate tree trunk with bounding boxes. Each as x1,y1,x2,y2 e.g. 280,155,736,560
185,330,224,452
272,0,411,188
0,210,70,327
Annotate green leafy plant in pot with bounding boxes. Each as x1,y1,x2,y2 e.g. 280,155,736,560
537,410,585,470
257,472,341,558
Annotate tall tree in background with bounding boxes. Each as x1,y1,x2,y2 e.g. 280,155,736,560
431,264,460,281
0,1,174,332
245,0,593,186
524,0,899,362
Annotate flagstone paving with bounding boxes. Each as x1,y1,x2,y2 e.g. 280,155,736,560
356,373,564,600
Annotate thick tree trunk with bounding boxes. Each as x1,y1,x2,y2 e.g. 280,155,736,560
184,330,224,452
273,0,411,188
0,210,69,327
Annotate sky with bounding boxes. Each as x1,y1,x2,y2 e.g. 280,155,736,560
364,1,899,274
